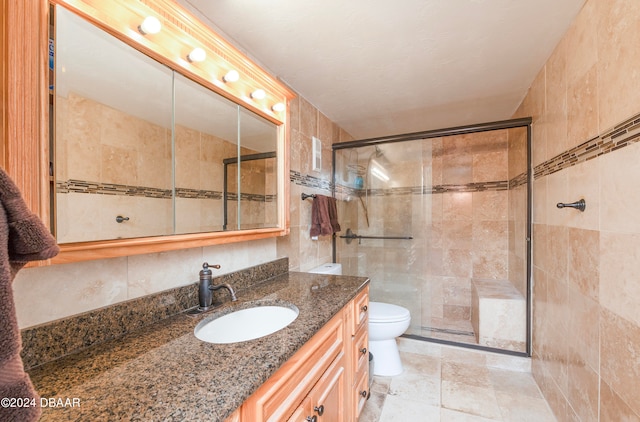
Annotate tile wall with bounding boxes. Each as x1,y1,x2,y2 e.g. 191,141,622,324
513,0,640,419
276,96,354,271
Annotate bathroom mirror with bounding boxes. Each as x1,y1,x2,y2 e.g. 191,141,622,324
49,0,292,262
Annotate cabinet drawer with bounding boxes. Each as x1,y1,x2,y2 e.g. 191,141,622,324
353,366,369,420
352,324,369,377
351,287,369,335
242,312,344,422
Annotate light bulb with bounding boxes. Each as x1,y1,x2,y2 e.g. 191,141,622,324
223,70,239,83
138,16,161,35
251,89,266,100
271,103,286,112
187,47,206,63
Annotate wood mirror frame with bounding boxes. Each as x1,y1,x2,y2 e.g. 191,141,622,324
1,0,294,265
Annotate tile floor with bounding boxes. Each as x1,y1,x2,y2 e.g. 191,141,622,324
360,338,556,422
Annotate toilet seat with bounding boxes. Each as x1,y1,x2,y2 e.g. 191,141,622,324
369,301,411,323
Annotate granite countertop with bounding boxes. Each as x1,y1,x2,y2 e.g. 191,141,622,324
29,272,369,421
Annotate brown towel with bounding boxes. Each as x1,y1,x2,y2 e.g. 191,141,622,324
310,194,341,237
0,167,59,422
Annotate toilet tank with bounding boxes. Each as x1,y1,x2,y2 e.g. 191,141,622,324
308,263,342,275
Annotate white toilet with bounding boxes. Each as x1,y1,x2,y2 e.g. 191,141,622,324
308,263,343,275
308,263,411,377
368,301,411,376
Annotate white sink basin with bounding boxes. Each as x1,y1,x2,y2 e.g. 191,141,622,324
194,305,299,344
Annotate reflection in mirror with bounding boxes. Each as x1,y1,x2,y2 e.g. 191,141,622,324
173,73,239,234
52,4,286,247
238,108,278,230
54,6,173,243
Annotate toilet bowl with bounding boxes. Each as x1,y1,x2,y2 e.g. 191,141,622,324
368,302,411,376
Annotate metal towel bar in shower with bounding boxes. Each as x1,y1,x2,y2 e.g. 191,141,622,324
340,228,413,245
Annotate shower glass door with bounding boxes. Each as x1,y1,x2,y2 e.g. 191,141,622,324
333,121,530,354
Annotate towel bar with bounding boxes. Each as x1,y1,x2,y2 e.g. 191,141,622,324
301,193,317,200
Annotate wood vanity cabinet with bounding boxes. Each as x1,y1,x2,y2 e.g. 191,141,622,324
236,286,370,422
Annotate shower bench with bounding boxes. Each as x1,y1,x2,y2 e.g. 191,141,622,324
471,278,526,352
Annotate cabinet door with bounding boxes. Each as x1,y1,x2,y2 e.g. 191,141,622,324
309,352,346,422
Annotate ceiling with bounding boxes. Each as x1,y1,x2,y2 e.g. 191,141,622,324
179,0,586,140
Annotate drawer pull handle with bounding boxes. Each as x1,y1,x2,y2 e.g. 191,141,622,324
360,347,367,355
361,305,368,312
306,416,317,422
360,390,368,398
314,404,324,416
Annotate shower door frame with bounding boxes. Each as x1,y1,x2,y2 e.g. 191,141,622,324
332,117,533,357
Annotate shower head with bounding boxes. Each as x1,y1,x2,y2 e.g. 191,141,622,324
374,146,384,157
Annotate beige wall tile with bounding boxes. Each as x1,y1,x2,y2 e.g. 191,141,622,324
596,0,640,130
544,38,569,161
443,192,473,221
568,228,599,300
567,282,600,372
473,191,508,221
567,65,599,148
568,346,599,422
600,379,640,421
600,142,640,234
14,258,129,328
533,177,547,225
600,231,640,326
298,97,317,138
565,158,600,231
600,307,640,416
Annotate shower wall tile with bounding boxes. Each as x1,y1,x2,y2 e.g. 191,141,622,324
442,220,472,250
473,150,508,182
443,249,472,278
442,277,471,307
442,192,472,221
472,191,508,221
442,154,472,185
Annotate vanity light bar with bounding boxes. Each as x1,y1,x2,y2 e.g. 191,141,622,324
84,0,294,118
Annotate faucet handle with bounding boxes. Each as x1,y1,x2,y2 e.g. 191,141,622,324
200,262,221,278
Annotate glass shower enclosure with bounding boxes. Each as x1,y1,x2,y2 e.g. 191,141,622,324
333,119,531,355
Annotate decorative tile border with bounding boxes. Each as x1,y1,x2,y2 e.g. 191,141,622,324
534,110,640,179
333,180,510,198
289,170,332,192
509,172,528,189
57,180,274,202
